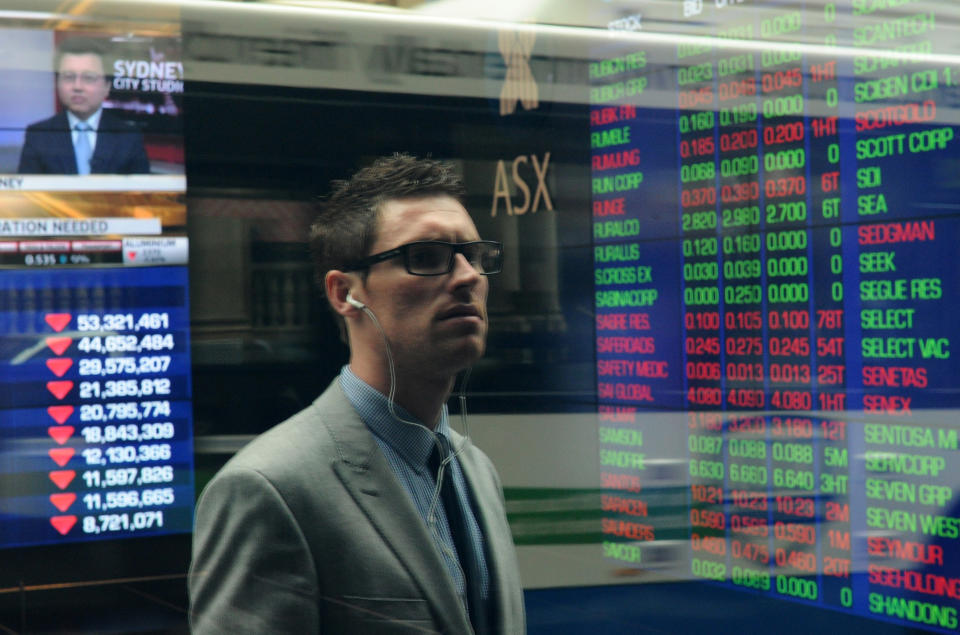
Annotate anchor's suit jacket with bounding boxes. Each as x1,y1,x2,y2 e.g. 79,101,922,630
17,110,150,174
189,380,525,634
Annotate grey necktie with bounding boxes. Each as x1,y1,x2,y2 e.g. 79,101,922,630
74,122,91,175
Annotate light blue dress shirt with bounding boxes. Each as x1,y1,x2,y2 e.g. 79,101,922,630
339,366,491,612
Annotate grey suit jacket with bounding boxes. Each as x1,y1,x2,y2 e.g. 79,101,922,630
189,380,525,634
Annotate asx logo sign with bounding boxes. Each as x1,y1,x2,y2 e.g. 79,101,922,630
490,152,553,217
498,27,538,116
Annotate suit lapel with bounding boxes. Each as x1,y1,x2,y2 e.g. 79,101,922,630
314,384,472,634
51,113,78,174
90,111,115,173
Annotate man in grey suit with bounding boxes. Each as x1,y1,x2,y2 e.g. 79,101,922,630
189,155,525,634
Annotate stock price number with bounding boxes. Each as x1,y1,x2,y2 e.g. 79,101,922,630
774,547,816,573
81,443,172,466
76,313,170,332
81,422,176,444
78,356,172,376
79,379,172,399
773,467,814,490
776,575,818,600
81,511,164,535
733,566,771,591
78,334,175,354
80,400,172,422
82,488,175,511
82,465,175,488
24,253,58,266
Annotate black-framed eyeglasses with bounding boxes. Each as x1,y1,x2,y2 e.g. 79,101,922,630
346,240,503,276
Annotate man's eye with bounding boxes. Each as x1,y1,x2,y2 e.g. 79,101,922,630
462,246,482,265
409,246,446,269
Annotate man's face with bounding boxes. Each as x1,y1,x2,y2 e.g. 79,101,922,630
359,196,490,379
57,53,110,120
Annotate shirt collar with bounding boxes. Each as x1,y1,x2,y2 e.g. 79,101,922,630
339,365,451,469
66,108,102,131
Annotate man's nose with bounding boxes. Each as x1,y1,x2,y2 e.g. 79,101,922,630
450,252,482,284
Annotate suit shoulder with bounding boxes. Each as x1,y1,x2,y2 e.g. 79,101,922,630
452,430,496,466
99,110,142,132
222,404,335,479
453,433,503,484
24,113,66,132
199,387,357,518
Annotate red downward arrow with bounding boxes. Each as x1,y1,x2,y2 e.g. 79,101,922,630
49,493,76,512
46,381,73,400
48,426,74,445
46,358,73,377
45,337,72,356
48,470,76,489
47,406,74,424
48,447,74,467
50,515,77,535
44,314,72,332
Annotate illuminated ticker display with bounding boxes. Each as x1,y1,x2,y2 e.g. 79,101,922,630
591,2,960,632
0,267,194,548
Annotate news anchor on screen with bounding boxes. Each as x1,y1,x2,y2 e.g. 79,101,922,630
18,37,150,175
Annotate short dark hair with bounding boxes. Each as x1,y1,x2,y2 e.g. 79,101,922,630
55,37,108,71
309,154,466,337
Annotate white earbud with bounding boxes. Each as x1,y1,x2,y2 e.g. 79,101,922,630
346,292,365,310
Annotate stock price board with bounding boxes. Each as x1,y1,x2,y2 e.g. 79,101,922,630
591,2,960,633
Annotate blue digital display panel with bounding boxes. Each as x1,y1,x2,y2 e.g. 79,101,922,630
0,266,194,548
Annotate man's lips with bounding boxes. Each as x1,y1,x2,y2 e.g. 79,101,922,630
437,305,482,321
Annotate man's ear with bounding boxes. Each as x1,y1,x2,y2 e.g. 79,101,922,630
325,270,361,316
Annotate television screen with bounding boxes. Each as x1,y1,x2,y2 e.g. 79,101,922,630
0,22,192,549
